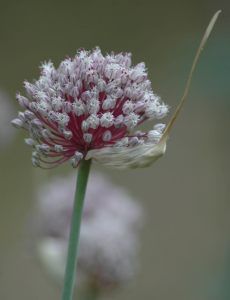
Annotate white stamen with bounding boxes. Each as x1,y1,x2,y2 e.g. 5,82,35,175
29,102,38,112
48,111,57,122
153,123,166,132
41,129,52,139
144,102,157,118
32,157,40,167
71,151,83,168
129,137,139,146
83,133,92,143
97,79,106,92
81,120,90,132
124,113,139,129
72,100,86,116
56,113,70,127
16,94,29,108
86,98,100,114
104,63,122,79
114,137,129,147
37,101,50,116
35,90,49,101
31,119,43,127
86,114,100,129
54,145,64,152
122,100,134,115
155,105,168,119
100,112,114,128
63,130,73,140
51,97,63,111
102,130,112,142
36,144,50,153
24,81,36,96
102,97,116,110
147,130,162,143
32,151,40,159
63,102,72,113
24,110,35,120
40,61,55,77
25,138,35,146
18,112,25,121
74,151,83,160
114,115,124,128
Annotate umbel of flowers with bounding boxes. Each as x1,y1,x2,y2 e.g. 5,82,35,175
34,172,142,293
12,47,168,169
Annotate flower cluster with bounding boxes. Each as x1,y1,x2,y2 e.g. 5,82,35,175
12,47,168,168
33,172,142,289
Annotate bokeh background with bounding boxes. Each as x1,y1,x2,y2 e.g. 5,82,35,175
0,0,229,299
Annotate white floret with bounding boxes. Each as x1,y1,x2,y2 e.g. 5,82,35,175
100,112,114,128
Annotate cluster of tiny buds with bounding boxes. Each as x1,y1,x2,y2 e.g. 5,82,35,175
12,47,168,168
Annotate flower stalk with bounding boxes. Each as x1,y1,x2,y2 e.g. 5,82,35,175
62,159,91,300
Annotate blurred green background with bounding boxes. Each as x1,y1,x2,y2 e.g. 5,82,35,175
0,0,229,299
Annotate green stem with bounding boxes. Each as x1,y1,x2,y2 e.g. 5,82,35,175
62,159,92,300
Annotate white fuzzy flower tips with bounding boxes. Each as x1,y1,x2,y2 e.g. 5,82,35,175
34,172,143,289
12,47,168,168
